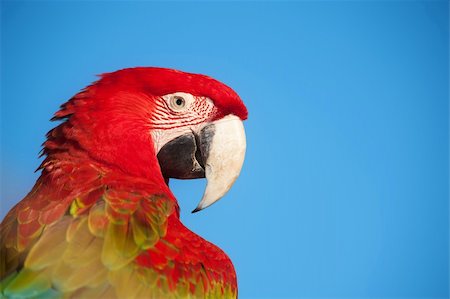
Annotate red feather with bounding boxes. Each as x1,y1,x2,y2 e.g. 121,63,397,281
1,67,242,297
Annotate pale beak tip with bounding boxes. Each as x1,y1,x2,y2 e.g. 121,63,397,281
191,196,216,213
191,199,211,213
192,115,246,214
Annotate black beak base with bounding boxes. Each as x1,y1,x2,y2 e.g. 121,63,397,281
157,124,215,180
157,125,215,181
157,133,205,179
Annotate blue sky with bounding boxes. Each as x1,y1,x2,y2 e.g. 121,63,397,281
1,1,448,298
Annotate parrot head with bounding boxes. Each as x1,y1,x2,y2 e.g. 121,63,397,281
51,67,247,212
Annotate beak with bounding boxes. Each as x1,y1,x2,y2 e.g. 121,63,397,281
157,115,246,212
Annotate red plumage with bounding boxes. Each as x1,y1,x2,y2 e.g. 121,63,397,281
1,67,247,298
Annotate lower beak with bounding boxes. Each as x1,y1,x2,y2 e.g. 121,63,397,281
157,115,246,212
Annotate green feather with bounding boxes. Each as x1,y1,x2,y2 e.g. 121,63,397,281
3,269,50,298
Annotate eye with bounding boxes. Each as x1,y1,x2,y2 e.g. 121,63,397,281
169,96,186,111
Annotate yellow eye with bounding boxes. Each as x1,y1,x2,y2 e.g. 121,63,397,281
170,96,186,111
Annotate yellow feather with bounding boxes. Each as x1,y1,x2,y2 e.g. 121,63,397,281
108,266,144,299
66,217,85,243
64,218,99,267
135,267,158,287
51,258,107,292
101,222,138,270
96,285,118,299
68,284,108,299
25,217,70,270
88,201,108,238
130,214,159,249
70,283,116,299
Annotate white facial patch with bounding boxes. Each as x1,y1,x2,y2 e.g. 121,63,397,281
149,92,215,153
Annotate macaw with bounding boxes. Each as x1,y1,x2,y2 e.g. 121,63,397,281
0,67,247,298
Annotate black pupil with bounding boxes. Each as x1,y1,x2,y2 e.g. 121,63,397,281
176,98,184,106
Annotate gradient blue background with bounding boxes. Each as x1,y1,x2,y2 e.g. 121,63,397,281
1,1,448,298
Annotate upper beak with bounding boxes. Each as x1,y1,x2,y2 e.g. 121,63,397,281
157,115,246,212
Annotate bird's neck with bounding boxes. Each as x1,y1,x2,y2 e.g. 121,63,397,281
39,147,178,219
42,121,168,191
